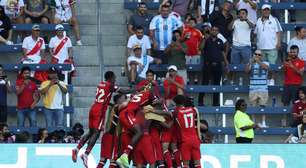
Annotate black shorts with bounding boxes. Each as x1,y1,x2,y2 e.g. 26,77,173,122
282,85,300,106
25,15,49,23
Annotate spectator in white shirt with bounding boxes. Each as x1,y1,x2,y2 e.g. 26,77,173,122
235,0,258,24
287,27,306,61
127,26,151,57
22,24,46,64
0,0,24,24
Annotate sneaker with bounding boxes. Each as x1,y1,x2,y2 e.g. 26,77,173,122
72,148,78,163
116,153,129,168
80,153,88,168
76,40,83,46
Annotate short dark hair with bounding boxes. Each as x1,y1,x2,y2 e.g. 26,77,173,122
235,99,246,111
104,71,115,80
165,0,172,6
294,26,304,33
138,2,146,7
113,94,126,104
48,67,58,74
135,26,144,31
0,123,8,130
290,45,299,52
161,4,170,9
0,64,3,68
21,66,31,73
173,29,181,36
238,8,248,14
173,95,186,106
146,69,155,75
189,17,197,24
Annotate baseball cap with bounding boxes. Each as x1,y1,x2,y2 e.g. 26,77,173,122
168,65,178,71
55,24,64,31
261,4,271,10
32,24,40,31
133,44,142,50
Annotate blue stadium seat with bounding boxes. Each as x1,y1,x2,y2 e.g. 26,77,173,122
2,64,73,71
198,106,291,114
209,127,296,135
12,24,71,31
8,126,72,134
7,106,74,114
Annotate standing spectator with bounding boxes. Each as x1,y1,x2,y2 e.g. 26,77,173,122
24,0,49,24
182,17,203,83
37,128,48,143
245,50,269,128
128,2,153,36
254,4,282,64
16,66,39,127
0,6,13,45
50,0,82,45
0,0,24,24
127,44,161,85
165,30,188,82
22,24,46,64
287,27,306,61
39,67,68,127
163,65,185,107
0,65,12,125
127,26,151,57
198,26,228,106
291,88,306,127
235,0,259,24
234,99,259,143
197,0,219,22
149,4,183,64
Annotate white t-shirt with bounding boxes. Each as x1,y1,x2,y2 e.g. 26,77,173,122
232,19,252,47
127,34,151,56
236,0,259,24
0,0,24,18
22,35,45,63
127,55,154,79
49,35,72,63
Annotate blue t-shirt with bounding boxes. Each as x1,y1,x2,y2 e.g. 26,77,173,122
249,62,269,93
0,80,7,105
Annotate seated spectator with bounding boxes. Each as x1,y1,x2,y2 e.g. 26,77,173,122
291,88,306,127
24,0,49,24
297,113,306,142
22,24,46,64
37,128,48,143
245,50,269,128
50,0,82,45
16,66,39,127
235,0,258,24
0,0,24,24
287,27,306,61
0,6,13,45
127,44,161,86
39,67,68,127
136,69,160,98
127,26,151,57
149,4,183,64
164,30,187,82
128,2,153,35
163,65,185,107
0,65,12,125
0,123,15,143
197,0,219,22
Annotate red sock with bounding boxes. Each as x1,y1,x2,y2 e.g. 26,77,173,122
85,146,93,155
195,164,201,168
173,149,181,167
123,145,133,155
76,139,86,150
96,160,105,168
163,150,173,168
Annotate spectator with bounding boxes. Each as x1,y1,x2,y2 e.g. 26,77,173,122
24,0,49,24
39,67,68,127
161,0,182,21
22,24,46,64
291,88,306,127
287,26,306,61
164,30,187,82
245,50,269,128
37,128,48,143
50,0,82,45
127,26,151,57
297,113,306,142
163,65,185,107
0,65,12,125
127,44,161,86
0,6,13,45
16,66,39,127
235,0,259,24
197,0,219,22
136,69,161,98
149,4,183,64
0,0,24,24
182,17,203,84
254,4,282,64
198,26,228,106
128,2,153,35
234,99,259,143
15,131,30,143
0,123,15,143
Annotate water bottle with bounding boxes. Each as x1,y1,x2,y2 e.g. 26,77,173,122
239,77,243,86
121,67,125,77
272,96,276,107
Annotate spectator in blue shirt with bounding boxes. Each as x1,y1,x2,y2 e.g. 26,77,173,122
128,2,153,36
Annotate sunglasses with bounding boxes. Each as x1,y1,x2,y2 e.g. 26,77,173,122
241,104,247,107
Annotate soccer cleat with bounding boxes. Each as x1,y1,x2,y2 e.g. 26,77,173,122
72,149,78,162
80,153,88,168
116,153,129,168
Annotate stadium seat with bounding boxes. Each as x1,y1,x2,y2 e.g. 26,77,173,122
12,24,71,31
209,127,297,135
7,106,74,114
8,126,72,134
198,106,291,114
1,64,73,71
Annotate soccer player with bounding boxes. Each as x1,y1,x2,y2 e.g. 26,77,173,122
173,95,201,168
72,71,118,168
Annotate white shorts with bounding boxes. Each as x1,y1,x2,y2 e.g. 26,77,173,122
55,13,72,22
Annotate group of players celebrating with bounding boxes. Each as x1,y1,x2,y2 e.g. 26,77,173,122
71,70,202,168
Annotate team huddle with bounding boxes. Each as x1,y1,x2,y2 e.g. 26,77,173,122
71,71,202,168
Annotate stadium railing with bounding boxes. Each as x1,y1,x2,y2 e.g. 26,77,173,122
198,106,290,114
7,106,74,114
12,23,71,31
209,127,296,135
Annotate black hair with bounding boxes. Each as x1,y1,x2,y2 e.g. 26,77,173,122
0,123,8,131
184,96,195,107
21,66,31,73
113,94,126,104
48,67,58,74
290,45,299,52
38,128,48,139
235,99,246,111
161,4,170,9
173,29,182,36
238,8,248,14
173,95,186,106
146,69,155,75
138,2,146,7
297,87,306,98
135,26,144,31
189,17,197,24
104,71,115,81
0,64,2,68
294,26,304,33
165,0,172,6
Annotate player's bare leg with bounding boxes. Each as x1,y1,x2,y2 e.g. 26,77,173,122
80,128,101,168
72,129,93,162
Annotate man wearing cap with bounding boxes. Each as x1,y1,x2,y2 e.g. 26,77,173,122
21,24,46,64
163,65,185,107
39,67,68,127
127,44,161,86
254,4,282,64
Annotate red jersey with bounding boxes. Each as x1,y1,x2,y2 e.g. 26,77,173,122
292,99,306,122
16,80,38,109
175,106,198,142
163,75,185,100
136,80,160,98
284,58,305,85
182,25,203,56
126,90,153,115
93,81,117,106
